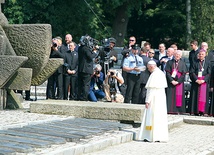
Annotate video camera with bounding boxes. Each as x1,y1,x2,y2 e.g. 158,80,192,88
79,34,99,50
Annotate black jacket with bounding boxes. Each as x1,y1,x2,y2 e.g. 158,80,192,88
64,50,78,76
78,45,97,74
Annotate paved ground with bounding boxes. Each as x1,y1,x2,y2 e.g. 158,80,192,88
85,124,214,155
0,101,214,155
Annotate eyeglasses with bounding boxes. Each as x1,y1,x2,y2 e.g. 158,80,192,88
149,52,155,54
129,40,135,42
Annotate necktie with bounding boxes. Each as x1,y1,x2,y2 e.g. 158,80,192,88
135,56,138,65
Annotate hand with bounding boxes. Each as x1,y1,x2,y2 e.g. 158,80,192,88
53,46,58,51
171,80,178,86
145,103,149,109
67,70,75,74
110,56,117,62
134,67,140,72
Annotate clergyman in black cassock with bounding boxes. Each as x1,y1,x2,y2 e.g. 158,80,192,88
165,50,188,114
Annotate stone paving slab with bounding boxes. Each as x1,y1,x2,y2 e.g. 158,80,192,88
0,117,131,155
0,130,66,144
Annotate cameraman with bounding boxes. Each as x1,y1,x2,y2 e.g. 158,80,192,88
98,38,118,75
46,38,64,100
77,35,98,101
103,69,125,102
88,64,105,102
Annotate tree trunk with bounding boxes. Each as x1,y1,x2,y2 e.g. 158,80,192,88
186,0,191,49
112,3,129,47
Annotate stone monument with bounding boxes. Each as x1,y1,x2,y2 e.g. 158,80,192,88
0,0,63,109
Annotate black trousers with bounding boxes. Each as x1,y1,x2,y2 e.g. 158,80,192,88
47,72,63,99
124,73,141,104
64,75,77,100
77,72,91,101
138,83,147,104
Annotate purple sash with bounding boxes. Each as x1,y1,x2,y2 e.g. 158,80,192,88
175,71,183,107
198,76,206,112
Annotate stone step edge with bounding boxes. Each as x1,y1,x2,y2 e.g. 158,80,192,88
183,117,214,125
36,130,133,155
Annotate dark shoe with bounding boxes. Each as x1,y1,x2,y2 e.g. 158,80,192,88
25,98,33,101
143,139,150,142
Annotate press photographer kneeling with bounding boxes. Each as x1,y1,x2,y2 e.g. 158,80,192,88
104,69,126,102
88,64,105,102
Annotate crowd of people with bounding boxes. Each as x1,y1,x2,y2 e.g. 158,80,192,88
42,33,214,117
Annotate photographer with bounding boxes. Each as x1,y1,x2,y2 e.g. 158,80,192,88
103,69,125,102
88,64,105,102
98,38,118,75
46,38,64,100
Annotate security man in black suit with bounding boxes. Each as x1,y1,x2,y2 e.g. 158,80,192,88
63,42,78,100
77,35,98,101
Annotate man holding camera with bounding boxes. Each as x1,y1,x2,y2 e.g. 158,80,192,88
88,64,105,102
123,44,145,104
103,69,125,102
46,38,64,100
98,38,118,75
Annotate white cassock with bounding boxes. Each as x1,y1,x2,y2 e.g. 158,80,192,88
138,67,168,142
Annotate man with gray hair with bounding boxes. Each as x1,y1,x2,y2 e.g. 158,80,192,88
165,50,188,114
88,64,105,102
159,47,174,72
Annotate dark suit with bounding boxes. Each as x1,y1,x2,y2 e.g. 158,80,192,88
159,56,173,71
139,55,151,104
189,48,199,69
77,45,97,100
154,50,166,60
64,50,78,100
47,48,64,99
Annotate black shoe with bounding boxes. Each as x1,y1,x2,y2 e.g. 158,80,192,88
143,139,150,142
25,98,33,101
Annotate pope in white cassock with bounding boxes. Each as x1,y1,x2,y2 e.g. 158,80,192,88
138,60,168,142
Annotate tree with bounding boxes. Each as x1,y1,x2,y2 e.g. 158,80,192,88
191,0,214,49
127,0,187,49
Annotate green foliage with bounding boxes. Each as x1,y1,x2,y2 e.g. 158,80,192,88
3,0,214,49
191,0,214,49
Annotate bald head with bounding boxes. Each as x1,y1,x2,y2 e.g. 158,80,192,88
65,34,73,44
